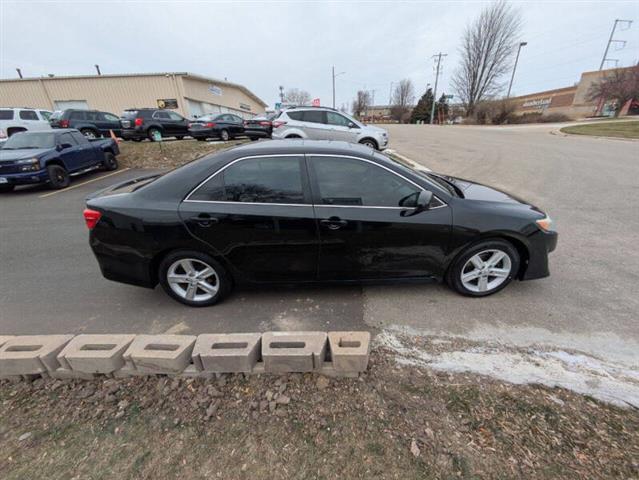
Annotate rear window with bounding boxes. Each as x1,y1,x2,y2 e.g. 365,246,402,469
70,111,86,120
121,111,139,119
0,110,13,120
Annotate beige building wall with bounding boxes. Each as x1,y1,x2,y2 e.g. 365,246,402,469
0,73,267,118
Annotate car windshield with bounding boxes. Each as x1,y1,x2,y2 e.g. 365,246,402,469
120,111,138,119
2,132,56,150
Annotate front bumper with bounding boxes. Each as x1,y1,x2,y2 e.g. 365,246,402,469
521,230,558,280
0,169,49,185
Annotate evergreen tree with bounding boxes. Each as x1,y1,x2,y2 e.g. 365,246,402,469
410,87,434,123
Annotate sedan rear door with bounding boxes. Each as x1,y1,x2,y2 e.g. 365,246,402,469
307,155,452,280
178,155,320,282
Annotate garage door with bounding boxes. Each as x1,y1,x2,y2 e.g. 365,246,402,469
54,100,89,110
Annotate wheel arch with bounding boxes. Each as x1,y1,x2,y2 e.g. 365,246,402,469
7,126,26,136
358,137,379,149
149,246,235,287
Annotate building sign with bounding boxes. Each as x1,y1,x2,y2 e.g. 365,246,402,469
312,98,320,107
208,85,223,96
239,103,251,111
522,97,552,108
157,99,178,109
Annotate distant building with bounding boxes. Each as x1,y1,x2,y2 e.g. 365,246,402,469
0,72,268,119
361,105,408,123
510,66,638,119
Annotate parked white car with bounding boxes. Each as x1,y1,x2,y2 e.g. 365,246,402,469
0,107,53,140
271,106,389,150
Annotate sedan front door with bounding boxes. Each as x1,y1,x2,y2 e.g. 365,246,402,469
179,155,320,282
307,155,452,280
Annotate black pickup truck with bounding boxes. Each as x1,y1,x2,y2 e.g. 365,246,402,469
0,129,119,192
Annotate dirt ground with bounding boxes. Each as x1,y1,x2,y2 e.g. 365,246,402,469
116,139,247,169
1,337,637,480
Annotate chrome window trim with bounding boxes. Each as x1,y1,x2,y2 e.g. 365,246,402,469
183,153,448,210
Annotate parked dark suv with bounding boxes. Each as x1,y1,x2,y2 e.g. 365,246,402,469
50,110,122,138
120,109,189,141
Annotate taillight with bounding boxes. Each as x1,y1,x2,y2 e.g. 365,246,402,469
206,122,216,127
188,123,193,128
272,121,287,129
260,121,271,127
243,121,248,126
134,117,143,127
59,119,69,128
83,208,102,230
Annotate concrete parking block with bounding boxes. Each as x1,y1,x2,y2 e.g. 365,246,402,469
0,336,14,348
194,333,262,373
328,331,371,372
0,335,74,376
57,334,135,374
50,368,96,380
123,335,196,374
262,332,327,373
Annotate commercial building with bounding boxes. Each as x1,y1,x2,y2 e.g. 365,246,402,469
510,66,638,118
0,72,268,119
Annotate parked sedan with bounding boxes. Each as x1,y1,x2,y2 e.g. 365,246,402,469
84,140,557,307
188,113,244,141
243,113,277,141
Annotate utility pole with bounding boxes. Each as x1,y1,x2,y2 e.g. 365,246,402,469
430,53,447,124
388,82,394,105
332,66,345,109
599,19,633,70
507,42,527,98
279,85,285,104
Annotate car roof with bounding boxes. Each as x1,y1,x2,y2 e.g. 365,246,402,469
224,139,375,158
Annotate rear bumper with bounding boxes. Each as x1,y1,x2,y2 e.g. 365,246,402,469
521,230,558,280
121,129,146,140
0,169,49,185
245,129,271,138
90,234,155,288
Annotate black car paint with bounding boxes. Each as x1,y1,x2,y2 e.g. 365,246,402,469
188,114,245,140
50,109,122,137
243,116,274,140
86,140,556,291
120,109,190,140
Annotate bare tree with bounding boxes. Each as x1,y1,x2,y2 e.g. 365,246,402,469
390,79,415,122
587,66,639,117
452,0,522,114
284,88,311,106
352,90,371,118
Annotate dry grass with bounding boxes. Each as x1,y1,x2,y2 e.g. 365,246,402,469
1,346,637,480
116,139,247,169
560,121,639,139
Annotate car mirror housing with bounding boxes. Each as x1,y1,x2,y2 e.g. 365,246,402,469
401,190,433,217
57,143,73,151
348,122,358,129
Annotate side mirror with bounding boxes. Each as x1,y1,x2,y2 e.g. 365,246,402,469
401,190,433,217
57,143,73,151
348,122,358,129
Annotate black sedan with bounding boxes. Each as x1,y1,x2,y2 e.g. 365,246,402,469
188,113,244,141
84,140,557,307
243,113,277,141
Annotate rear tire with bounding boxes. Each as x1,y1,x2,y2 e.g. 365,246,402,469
132,138,142,142
446,239,520,297
47,165,70,189
175,136,184,140
196,138,207,142
220,129,230,142
148,128,162,141
102,152,118,171
249,137,259,142
158,250,232,307
80,128,99,139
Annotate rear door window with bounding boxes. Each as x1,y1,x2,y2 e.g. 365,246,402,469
189,156,306,204
70,111,86,121
0,110,13,120
19,110,39,120
301,111,325,124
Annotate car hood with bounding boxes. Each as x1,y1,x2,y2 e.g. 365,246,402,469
0,148,50,162
434,173,538,207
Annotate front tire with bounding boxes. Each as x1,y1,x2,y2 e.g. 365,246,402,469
158,251,232,307
102,152,118,171
359,138,378,150
0,185,15,193
220,129,230,142
447,239,520,297
47,164,70,189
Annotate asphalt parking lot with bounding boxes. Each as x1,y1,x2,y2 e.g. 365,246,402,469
1,125,637,368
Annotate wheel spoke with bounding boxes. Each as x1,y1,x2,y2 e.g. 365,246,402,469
486,251,506,267
167,274,189,284
478,276,488,292
197,280,218,294
185,283,197,300
462,270,480,282
196,267,215,279
179,259,195,275
470,255,485,270
489,268,509,278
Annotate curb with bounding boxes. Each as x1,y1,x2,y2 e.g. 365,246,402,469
385,149,432,172
0,331,370,381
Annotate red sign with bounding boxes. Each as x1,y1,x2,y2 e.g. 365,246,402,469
312,98,320,107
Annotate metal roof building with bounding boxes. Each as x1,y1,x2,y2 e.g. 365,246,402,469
0,72,268,119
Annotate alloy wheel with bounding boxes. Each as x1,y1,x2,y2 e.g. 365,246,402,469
166,258,219,302
460,249,512,293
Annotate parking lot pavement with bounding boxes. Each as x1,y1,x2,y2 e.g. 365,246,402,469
366,123,639,366
0,168,365,335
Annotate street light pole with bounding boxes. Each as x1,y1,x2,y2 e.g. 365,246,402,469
507,42,527,98
332,66,345,109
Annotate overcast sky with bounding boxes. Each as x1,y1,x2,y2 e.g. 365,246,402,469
1,0,638,109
